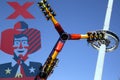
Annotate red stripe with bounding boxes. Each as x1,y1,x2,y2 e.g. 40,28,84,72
29,31,39,41
28,43,40,54
23,29,34,37
28,37,40,54
29,33,40,45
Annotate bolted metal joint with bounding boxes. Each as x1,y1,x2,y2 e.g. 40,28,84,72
60,33,69,41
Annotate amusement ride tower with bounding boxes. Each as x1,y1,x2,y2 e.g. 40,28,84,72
35,0,119,80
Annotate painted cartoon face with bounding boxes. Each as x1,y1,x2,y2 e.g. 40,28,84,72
13,35,29,56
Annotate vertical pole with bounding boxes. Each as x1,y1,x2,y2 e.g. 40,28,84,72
94,45,106,80
94,0,114,80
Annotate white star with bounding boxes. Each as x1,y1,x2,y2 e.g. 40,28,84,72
29,67,35,73
5,68,12,75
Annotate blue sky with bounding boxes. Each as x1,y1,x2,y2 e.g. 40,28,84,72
0,0,120,80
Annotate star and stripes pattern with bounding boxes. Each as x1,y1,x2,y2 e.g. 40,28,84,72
0,62,42,78
0,0,42,79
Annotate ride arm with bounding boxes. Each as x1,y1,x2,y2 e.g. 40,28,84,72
69,34,89,40
38,0,65,35
68,31,105,42
36,38,65,80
